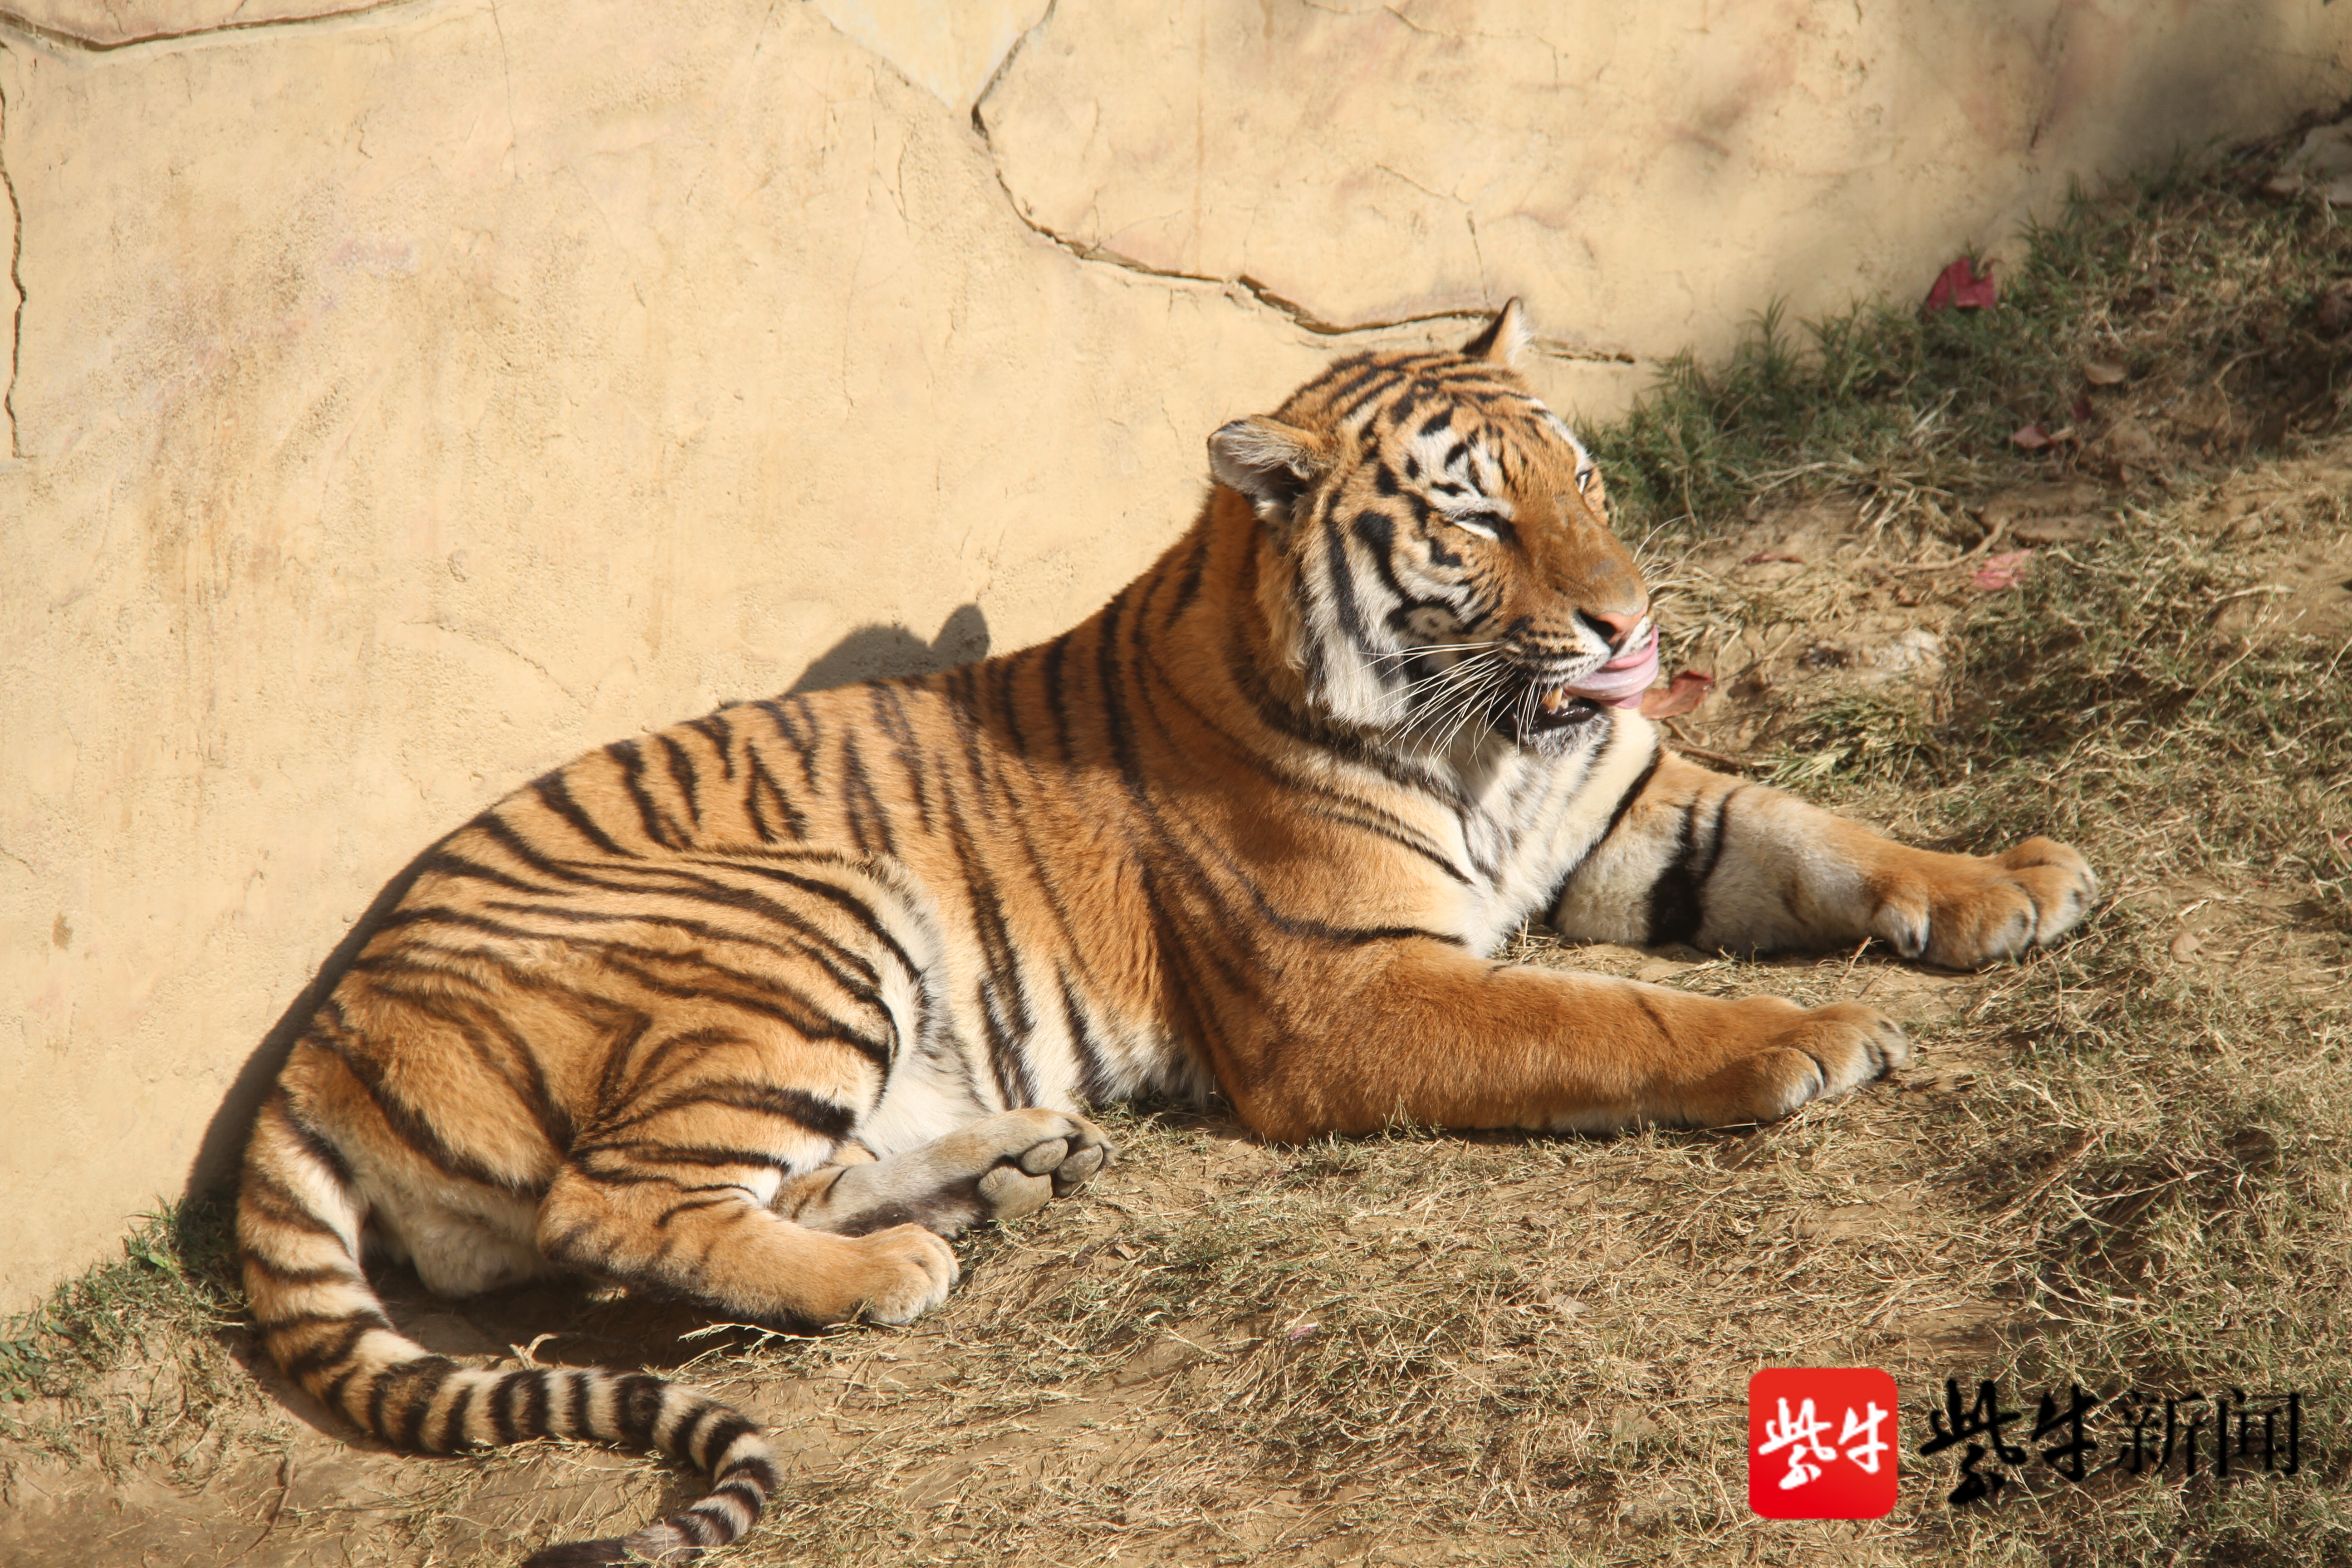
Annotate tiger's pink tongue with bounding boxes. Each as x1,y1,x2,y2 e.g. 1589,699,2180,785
1545,629,1658,712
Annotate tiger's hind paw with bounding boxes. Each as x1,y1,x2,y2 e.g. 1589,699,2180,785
781,1109,1117,1240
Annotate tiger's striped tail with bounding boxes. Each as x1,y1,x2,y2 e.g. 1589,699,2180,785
237,1090,781,1566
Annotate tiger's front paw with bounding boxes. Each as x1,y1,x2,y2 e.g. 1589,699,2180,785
1678,1000,1911,1125
1871,836,2097,969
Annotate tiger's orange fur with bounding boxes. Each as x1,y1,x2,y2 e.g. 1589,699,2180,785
236,304,2095,1563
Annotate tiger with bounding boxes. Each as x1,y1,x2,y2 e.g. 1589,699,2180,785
235,301,2096,1566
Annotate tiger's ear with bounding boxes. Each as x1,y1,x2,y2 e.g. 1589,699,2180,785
1461,298,1530,365
1209,416,1326,524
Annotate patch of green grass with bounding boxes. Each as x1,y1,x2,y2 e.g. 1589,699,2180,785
0,1201,239,1414
1592,151,2352,539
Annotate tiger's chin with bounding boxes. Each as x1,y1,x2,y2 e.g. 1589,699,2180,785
1503,682,1614,755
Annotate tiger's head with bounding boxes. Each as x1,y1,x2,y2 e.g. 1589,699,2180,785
1210,300,1654,756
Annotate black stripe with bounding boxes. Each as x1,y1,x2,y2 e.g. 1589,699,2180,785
319,1363,362,1416
1322,510,1371,653
1166,526,1213,619
566,1369,597,1440
658,734,706,829
531,772,635,858
715,857,927,979
1544,745,1663,921
616,1374,668,1449
488,1369,527,1444
279,1316,387,1384
385,924,891,1072
1644,804,1706,946
935,779,1035,1110
273,1094,359,1185
470,811,603,886
519,1368,551,1439
669,1401,715,1466
438,1379,478,1451
744,746,808,841
654,1194,742,1228
581,954,893,1070
989,652,1030,757
415,847,553,899
1644,787,1740,947
1042,635,1076,760
694,1414,757,1472
609,740,689,850
1597,749,1662,849
239,1173,352,1243
240,1253,355,1287
365,1363,397,1437
395,1358,460,1450
838,733,897,858
572,1141,796,1176
754,697,823,789
712,1476,768,1509
602,1078,857,1141
1060,972,1117,1106
257,1306,395,1336
687,712,739,780
1144,646,1475,886
725,1457,784,1494
1632,990,1677,1048
867,683,933,835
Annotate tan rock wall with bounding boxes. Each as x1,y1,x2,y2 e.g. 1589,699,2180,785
2,0,2345,1313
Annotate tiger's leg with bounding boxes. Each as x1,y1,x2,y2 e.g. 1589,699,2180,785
1209,936,1914,1142
773,1109,1117,1238
1553,748,2097,967
533,1029,959,1328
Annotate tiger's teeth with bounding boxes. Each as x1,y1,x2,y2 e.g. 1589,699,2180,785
1538,688,1566,714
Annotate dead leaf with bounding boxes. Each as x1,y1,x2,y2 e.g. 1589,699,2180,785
1741,550,1804,565
1970,550,2033,592
1639,671,1714,719
2082,357,2127,386
2169,931,2203,964
1924,257,1998,313
2011,423,2053,451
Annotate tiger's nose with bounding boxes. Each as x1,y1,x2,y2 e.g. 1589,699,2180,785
1579,607,1648,651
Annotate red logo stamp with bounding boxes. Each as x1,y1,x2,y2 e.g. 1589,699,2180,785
1748,1367,1900,1519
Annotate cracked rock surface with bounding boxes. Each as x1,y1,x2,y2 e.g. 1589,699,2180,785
975,0,2352,366
2,0,2349,1310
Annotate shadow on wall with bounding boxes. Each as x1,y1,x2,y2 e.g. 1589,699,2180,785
181,603,995,1207
788,603,992,692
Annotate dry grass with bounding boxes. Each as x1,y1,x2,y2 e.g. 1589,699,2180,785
6,137,2352,1567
